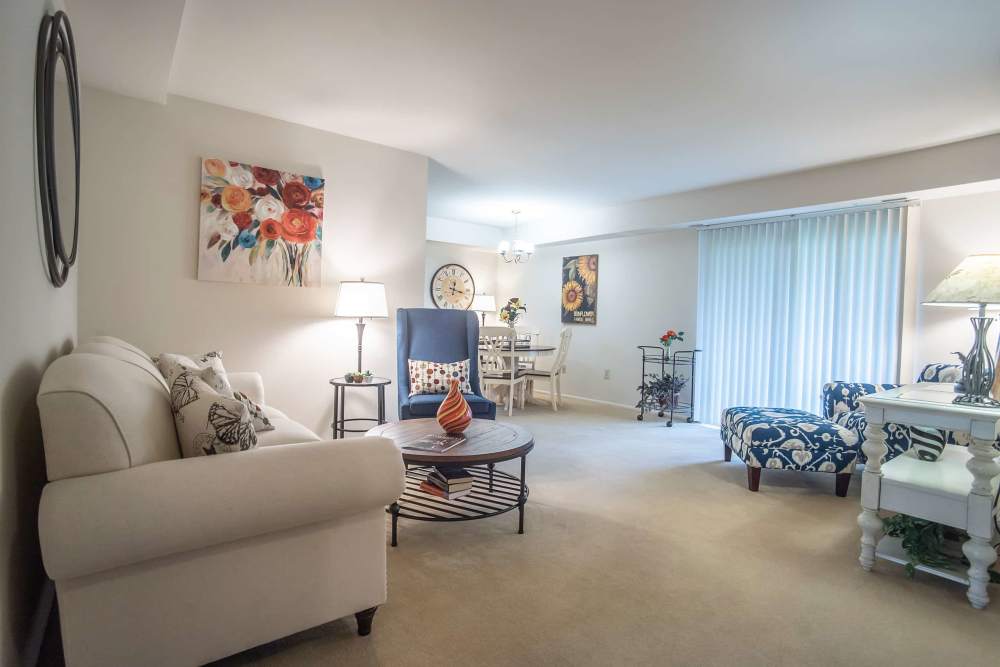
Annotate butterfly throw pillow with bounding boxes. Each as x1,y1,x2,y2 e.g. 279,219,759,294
234,390,275,432
156,351,234,397
169,369,257,457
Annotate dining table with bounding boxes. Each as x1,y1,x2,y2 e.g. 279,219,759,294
478,343,556,367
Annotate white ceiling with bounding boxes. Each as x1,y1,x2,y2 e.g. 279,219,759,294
70,1,1000,227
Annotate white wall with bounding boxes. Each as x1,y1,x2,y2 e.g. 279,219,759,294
0,0,78,662
910,190,1000,379
78,89,428,436
521,132,1000,244
426,216,503,249
497,230,699,406
423,242,499,318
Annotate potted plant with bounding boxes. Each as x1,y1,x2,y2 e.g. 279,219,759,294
882,513,1000,581
499,297,527,327
636,373,688,413
362,370,374,383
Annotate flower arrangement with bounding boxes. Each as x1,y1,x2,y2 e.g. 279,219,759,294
660,328,685,350
499,298,527,327
199,158,324,287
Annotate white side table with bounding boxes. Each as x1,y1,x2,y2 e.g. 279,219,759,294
857,383,1000,608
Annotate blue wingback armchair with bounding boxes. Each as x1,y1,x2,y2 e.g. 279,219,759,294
396,308,497,420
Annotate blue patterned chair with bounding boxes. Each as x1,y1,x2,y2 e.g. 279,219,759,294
720,363,963,496
821,363,962,462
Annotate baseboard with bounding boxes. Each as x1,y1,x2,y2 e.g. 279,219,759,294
531,389,635,412
23,578,54,667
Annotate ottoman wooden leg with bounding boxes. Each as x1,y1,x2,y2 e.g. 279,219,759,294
835,473,851,497
747,466,761,492
724,444,732,462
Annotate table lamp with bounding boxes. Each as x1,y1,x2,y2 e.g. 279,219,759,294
471,294,497,326
923,253,1000,403
335,278,388,372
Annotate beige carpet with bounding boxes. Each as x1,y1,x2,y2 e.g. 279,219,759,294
216,400,1000,666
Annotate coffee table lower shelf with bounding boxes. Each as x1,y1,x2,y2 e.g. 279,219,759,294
386,463,529,547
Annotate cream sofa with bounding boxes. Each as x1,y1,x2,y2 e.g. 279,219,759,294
36,336,404,667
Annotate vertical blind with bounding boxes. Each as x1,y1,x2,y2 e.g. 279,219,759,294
695,205,907,424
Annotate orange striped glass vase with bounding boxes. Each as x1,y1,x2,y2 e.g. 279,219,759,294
436,379,472,435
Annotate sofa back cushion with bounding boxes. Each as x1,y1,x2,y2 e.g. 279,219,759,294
75,339,169,392
86,335,156,363
38,352,180,481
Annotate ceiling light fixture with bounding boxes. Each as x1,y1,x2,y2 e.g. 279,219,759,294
497,209,534,263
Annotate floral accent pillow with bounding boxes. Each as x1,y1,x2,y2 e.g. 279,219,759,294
234,390,274,432
408,358,472,396
156,351,233,397
169,370,257,457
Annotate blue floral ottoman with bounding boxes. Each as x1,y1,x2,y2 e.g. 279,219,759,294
720,407,862,496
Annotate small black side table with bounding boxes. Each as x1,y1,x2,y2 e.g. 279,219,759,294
329,377,391,439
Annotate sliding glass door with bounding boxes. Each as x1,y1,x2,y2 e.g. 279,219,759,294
695,205,907,423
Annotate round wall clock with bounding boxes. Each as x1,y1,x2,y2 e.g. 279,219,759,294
430,264,475,310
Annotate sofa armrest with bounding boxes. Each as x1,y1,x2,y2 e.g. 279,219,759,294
228,371,265,405
39,437,404,581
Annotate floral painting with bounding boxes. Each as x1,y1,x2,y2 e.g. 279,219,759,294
198,158,324,287
561,255,598,325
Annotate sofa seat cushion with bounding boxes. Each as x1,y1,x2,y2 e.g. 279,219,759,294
721,407,860,473
405,393,494,418
256,409,321,447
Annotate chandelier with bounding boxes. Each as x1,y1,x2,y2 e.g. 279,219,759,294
497,209,534,263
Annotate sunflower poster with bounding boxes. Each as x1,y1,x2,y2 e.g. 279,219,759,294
561,255,598,325
198,158,324,287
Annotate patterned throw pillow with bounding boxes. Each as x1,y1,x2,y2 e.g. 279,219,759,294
408,358,472,396
907,426,946,462
169,370,257,457
234,390,275,432
156,351,233,397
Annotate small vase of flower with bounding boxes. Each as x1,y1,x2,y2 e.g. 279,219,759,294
659,329,685,355
499,298,527,328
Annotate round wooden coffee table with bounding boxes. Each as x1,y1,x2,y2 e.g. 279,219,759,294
366,419,534,546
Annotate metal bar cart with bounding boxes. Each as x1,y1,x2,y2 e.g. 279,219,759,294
636,346,700,426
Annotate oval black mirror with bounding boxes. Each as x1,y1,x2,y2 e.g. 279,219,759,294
35,11,81,288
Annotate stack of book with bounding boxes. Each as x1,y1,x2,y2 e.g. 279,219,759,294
419,466,474,500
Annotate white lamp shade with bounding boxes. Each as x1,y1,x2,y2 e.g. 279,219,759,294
512,239,535,255
923,253,1000,307
471,294,497,313
335,280,388,318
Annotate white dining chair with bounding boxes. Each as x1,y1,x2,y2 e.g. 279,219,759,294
480,326,527,417
517,328,541,370
523,328,572,411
